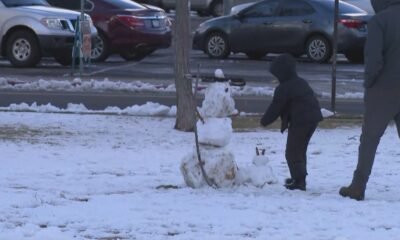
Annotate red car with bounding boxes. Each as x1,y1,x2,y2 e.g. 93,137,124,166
47,0,172,61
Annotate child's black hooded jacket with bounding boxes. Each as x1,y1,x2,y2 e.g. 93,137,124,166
260,54,323,132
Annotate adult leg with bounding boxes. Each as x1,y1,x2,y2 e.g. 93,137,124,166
340,90,396,200
352,107,393,189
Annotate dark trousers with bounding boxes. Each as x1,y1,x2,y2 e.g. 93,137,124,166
285,123,318,180
352,87,400,189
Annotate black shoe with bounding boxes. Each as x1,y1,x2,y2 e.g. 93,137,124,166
285,178,293,185
285,179,306,191
339,185,365,201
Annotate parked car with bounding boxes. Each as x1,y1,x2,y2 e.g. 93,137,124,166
343,0,374,14
47,0,172,62
193,0,371,63
139,0,223,17
0,0,96,67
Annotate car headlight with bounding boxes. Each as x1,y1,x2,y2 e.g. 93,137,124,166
40,18,64,30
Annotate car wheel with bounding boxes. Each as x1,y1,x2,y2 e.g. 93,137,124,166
345,51,364,64
91,31,110,62
306,35,331,63
246,52,267,60
210,0,223,17
6,30,41,68
120,49,155,61
205,32,230,59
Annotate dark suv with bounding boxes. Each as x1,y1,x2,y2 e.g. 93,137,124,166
47,0,171,62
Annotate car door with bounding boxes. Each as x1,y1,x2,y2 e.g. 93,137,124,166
229,0,281,53
272,0,316,53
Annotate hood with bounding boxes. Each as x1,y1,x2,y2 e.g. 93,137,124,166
231,2,256,15
371,0,400,13
269,54,298,83
16,6,80,18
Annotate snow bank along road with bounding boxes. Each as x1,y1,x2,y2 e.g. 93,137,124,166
0,76,364,115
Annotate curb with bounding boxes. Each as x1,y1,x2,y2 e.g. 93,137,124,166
232,115,364,131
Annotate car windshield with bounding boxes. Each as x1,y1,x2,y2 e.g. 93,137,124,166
102,0,146,10
1,0,48,7
319,0,366,14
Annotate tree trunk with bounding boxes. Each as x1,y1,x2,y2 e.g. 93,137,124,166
174,0,195,132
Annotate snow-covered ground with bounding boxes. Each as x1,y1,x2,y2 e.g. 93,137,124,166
1,111,400,240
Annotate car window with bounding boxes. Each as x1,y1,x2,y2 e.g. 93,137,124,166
279,0,315,16
1,0,48,7
342,0,373,13
242,0,280,18
46,0,79,9
101,0,146,10
319,0,366,14
46,0,94,10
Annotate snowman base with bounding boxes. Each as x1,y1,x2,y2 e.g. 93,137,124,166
180,146,238,188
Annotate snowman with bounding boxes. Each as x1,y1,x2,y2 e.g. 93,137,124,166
180,69,238,188
180,69,277,188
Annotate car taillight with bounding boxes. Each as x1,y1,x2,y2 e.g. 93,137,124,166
116,15,145,28
339,19,364,29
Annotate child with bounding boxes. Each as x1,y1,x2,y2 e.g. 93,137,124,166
260,54,323,191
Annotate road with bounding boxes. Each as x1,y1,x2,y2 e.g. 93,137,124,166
0,16,366,115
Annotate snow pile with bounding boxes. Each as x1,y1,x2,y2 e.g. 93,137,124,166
0,78,177,93
3,102,87,113
321,108,335,118
1,102,176,116
236,153,278,187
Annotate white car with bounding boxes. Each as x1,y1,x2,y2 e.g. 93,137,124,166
0,0,97,67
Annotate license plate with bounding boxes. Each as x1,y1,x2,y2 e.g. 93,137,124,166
152,20,160,28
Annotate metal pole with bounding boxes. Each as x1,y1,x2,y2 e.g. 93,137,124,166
331,0,339,113
80,0,84,76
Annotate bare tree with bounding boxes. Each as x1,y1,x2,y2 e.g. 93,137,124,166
174,0,195,131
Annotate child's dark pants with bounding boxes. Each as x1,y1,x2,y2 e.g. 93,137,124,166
285,123,318,181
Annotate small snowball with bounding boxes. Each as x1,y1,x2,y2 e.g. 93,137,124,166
214,68,225,79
